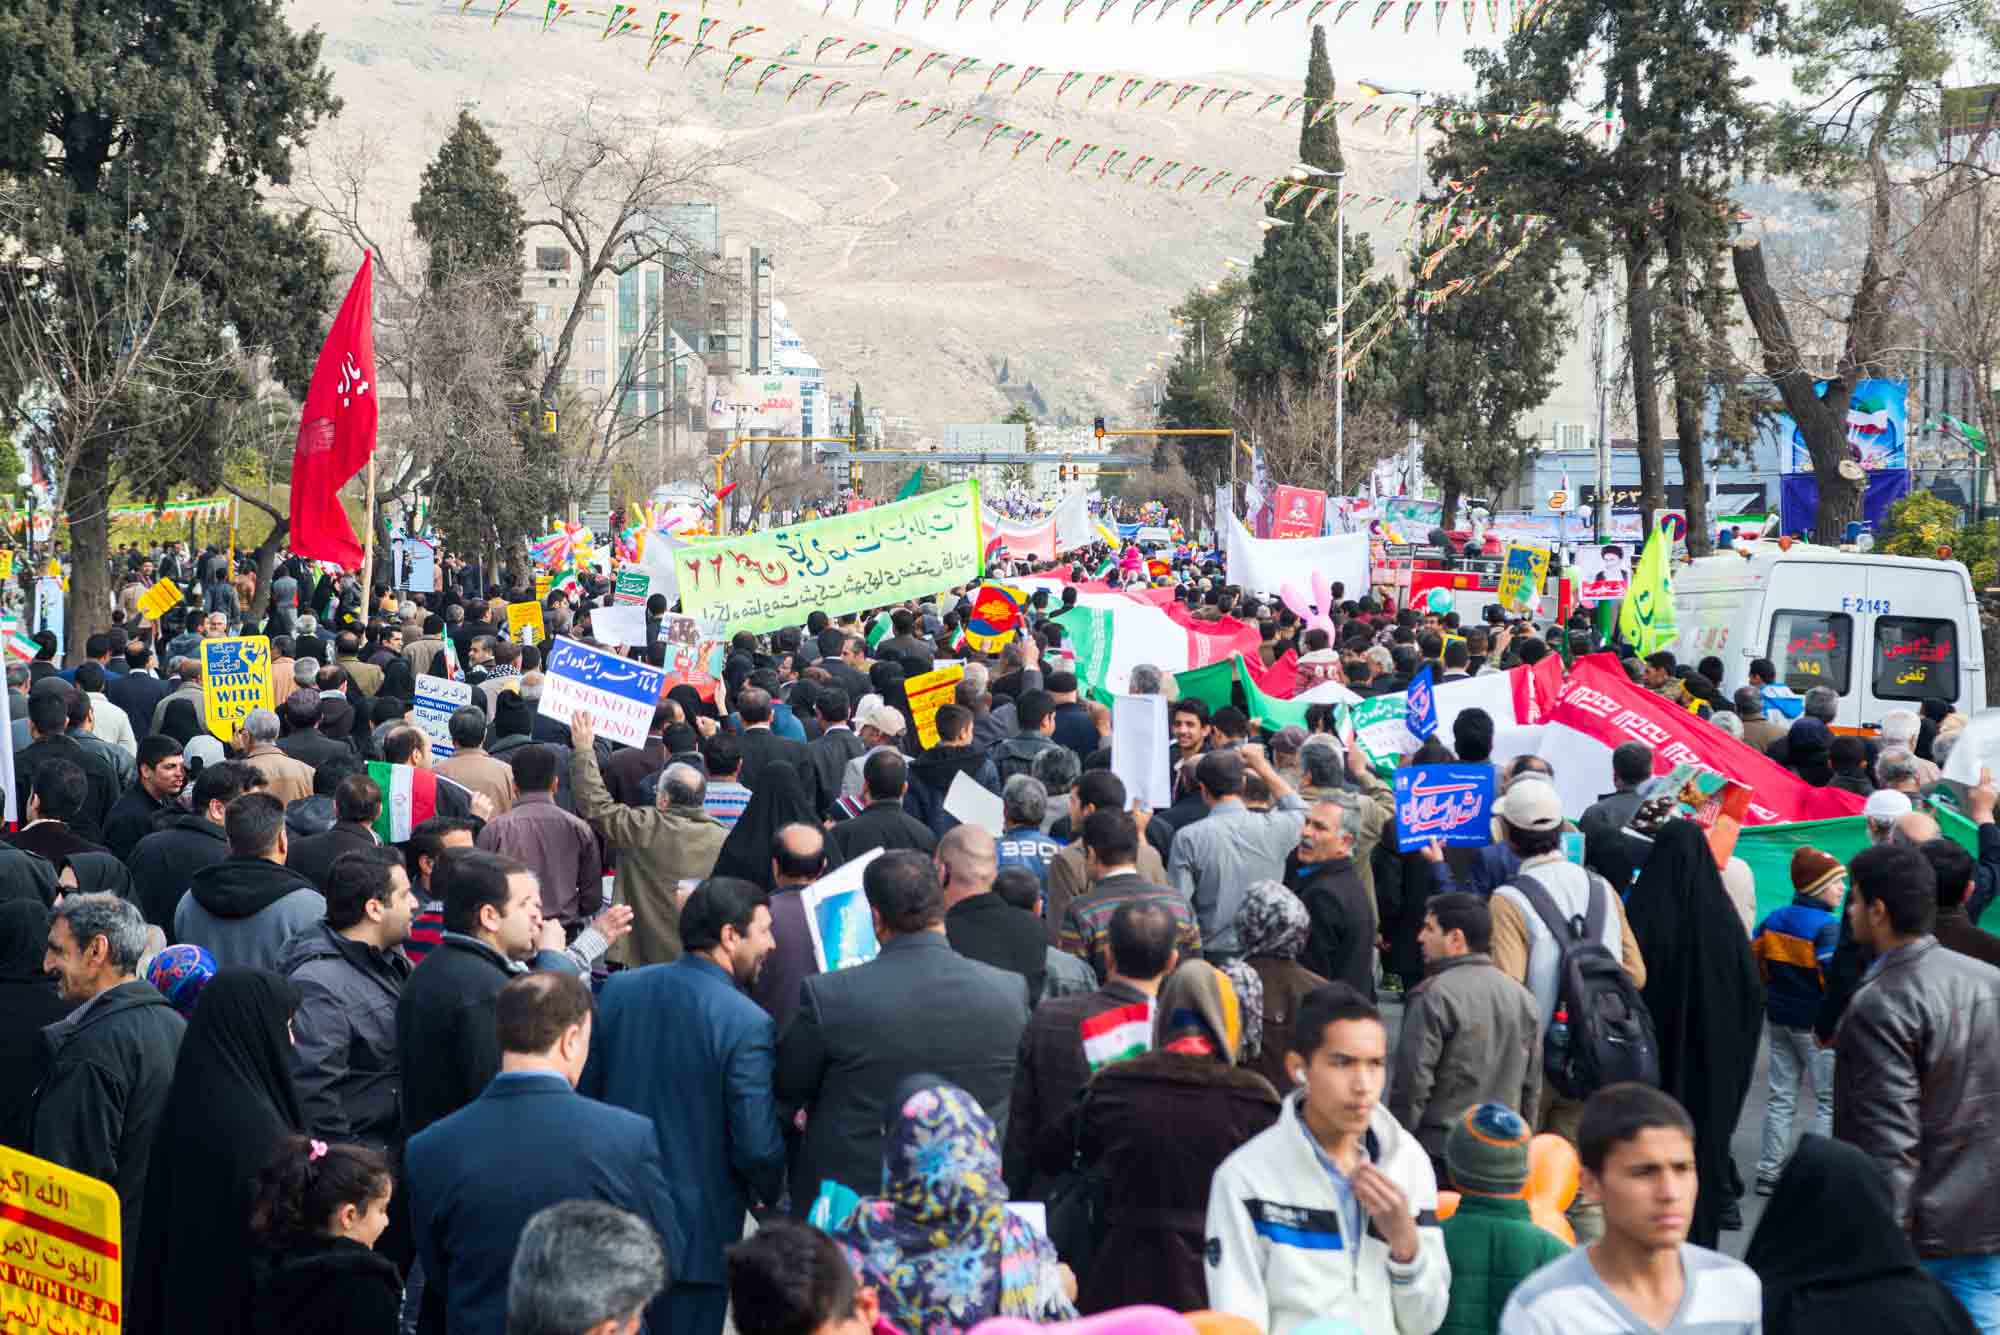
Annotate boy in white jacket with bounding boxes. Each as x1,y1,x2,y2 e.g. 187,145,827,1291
1204,982,1450,1335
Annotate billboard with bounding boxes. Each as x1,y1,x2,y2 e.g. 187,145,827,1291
707,375,802,433
1780,378,1907,474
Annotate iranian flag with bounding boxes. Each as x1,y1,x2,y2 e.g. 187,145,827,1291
1031,580,1260,701
368,762,473,842
549,569,581,599
5,630,37,662
1080,1001,1153,1072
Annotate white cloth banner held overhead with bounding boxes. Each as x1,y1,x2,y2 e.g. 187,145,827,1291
1222,512,1370,600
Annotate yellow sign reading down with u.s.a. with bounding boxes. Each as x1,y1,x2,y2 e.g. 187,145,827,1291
0,1144,124,1333
200,635,273,741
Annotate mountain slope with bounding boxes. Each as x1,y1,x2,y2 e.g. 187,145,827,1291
294,0,1502,432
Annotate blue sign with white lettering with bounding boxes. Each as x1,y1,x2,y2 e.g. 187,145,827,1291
539,636,669,749
1393,762,1496,852
1405,664,1438,741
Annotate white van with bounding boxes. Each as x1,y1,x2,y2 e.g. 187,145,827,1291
1669,544,1984,730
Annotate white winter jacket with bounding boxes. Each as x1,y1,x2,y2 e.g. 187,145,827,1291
1204,1094,1450,1335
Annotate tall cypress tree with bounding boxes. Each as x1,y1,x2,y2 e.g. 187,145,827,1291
1230,26,1400,462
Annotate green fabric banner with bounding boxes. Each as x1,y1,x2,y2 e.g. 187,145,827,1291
895,466,926,500
1054,606,1117,705
1175,659,1239,714
1732,808,1978,924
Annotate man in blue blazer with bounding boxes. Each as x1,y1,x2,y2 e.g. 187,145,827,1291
406,971,683,1335
582,875,787,1335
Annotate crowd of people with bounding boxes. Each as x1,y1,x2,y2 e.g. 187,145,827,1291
3,534,1998,1335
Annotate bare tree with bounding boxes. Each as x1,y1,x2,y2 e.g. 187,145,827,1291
1905,164,2000,445
514,94,754,509
0,188,247,649
292,130,540,576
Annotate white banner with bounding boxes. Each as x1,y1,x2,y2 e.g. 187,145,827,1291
1222,513,1370,600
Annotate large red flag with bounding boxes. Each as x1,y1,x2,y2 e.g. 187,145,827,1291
288,254,378,570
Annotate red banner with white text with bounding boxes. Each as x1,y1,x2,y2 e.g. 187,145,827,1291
1548,654,1865,825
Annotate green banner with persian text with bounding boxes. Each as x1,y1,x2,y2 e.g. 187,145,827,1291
677,481,986,635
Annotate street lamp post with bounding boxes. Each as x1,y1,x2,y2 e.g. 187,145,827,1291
1359,79,1431,494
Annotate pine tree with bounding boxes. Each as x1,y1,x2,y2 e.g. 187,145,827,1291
849,384,867,446
412,110,527,291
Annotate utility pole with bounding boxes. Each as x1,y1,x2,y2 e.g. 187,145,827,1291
1334,168,1346,497
1593,280,1613,540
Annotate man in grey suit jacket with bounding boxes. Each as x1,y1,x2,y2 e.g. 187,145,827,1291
775,850,1032,1209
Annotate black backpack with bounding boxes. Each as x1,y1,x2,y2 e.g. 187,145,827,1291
1511,869,1661,1099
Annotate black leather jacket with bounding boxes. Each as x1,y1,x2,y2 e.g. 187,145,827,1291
1834,935,2000,1257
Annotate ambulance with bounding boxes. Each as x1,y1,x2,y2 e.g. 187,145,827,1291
1670,543,1984,730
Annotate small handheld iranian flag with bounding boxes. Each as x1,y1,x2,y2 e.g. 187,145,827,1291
1090,553,1116,580
549,569,581,599
5,629,37,662
368,762,461,842
1079,1001,1152,1072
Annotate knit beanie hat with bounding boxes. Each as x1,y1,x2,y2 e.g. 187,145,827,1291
1446,1103,1532,1197
1791,846,1846,899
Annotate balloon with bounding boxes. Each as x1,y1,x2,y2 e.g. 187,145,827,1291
1184,1313,1263,1335
1527,1133,1580,1244
1430,1134,1579,1246
1426,586,1454,613
1279,566,1339,639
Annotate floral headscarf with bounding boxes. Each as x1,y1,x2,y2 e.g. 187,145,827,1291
834,1083,1074,1335
1221,881,1309,1060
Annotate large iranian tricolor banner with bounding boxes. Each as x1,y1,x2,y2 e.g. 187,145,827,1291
1039,581,1261,700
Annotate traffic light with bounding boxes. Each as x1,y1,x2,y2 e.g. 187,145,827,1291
543,410,558,433
1093,416,1106,440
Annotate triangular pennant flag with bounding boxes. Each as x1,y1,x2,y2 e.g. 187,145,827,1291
916,51,949,77
1199,88,1227,112
1042,135,1073,162
602,4,639,39
1086,74,1117,102
884,45,912,68
754,62,786,93
852,89,885,111
1015,65,1044,91
1170,83,1201,109
726,21,761,43
982,61,1015,91
541,0,570,31
1011,129,1042,157
786,72,817,101
1056,70,1085,98
918,105,950,129
1116,77,1144,105
815,35,843,58
492,0,524,27
817,79,851,107
721,53,755,84
847,39,878,58
1253,93,1285,115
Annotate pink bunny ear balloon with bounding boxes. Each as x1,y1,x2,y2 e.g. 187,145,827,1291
1279,581,1337,638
